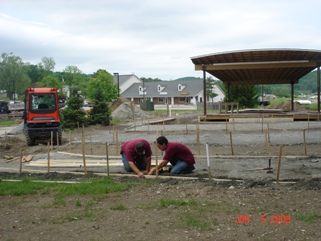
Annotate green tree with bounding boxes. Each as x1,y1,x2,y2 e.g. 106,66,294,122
88,83,112,126
39,56,55,72
206,77,218,103
62,65,89,97
224,85,258,108
87,69,118,102
60,95,88,129
0,52,31,98
26,64,45,86
37,76,63,89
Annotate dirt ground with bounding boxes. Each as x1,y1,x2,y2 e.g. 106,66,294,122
1,110,321,240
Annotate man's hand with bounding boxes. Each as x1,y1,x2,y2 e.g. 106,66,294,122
148,167,156,175
138,172,145,178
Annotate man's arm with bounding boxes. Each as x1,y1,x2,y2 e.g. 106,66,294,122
128,162,145,178
143,156,152,173
148,159,168,175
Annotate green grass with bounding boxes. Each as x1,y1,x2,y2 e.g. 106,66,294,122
0,120,17,127
57,177,131,196
180,212,212,230
110,118,130,125
0,177,131,197
159,198,197,207
0,178,57,196
110,204,127,210
295,212,321,223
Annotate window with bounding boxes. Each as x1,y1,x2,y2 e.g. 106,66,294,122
178,84,182,91
31,94,56,111
158,97,164,103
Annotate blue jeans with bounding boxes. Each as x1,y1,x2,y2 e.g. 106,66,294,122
170,158,195,174
121,153,147,172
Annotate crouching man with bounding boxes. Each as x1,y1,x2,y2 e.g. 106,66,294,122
148,136,195,175
120,139,152,178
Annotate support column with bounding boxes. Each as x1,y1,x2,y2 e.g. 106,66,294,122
317,66,320,114
202,65,207,116
290,81,294,111
227,84,231,103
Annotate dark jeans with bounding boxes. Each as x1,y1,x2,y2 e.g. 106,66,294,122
121,153,147,172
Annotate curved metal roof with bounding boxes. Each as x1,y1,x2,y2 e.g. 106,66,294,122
191,48,321,86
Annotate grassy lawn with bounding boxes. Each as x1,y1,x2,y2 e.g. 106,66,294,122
0,120,17,127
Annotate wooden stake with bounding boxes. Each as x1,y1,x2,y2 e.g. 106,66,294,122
112,125,115,143
51,131,53,151
90,134,93,155
225,118,228,134
19,148,22,173
261,114,264,133
116,129,119,156
69,131,71,152
82,124,87,174
162,117,165,132
308,114,310,131
47,142,50,173
267,123,270,143
155,140,159,178
196,124,200,155
303,129,307,156
185,122,188,134
276,145,283,184
206,142,211,181
106,142,109,176
229,131,234,155
232,114,235,130
265,131,269,156
56,132,59,149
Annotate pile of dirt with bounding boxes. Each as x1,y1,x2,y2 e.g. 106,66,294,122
269,100,309,110
111,100,151,120
110,97,130,111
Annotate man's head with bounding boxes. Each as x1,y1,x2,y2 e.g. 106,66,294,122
135,142,145,155
156,136,168,151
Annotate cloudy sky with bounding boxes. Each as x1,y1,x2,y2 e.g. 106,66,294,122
1,0,321,80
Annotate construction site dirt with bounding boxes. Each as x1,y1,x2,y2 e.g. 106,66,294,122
1,108,321,240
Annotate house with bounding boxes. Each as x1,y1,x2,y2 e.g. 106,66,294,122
113,74,142,95
118,76,225,106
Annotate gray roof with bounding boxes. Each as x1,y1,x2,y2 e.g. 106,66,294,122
121,79,203,98
113,74,141,86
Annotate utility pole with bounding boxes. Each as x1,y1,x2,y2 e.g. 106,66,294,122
113,73,120,97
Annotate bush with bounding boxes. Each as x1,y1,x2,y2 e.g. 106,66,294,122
60,96,89,129
88,101,112,126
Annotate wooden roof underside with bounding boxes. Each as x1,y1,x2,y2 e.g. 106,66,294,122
191,49,321,86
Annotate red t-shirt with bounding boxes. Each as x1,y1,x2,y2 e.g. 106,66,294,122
121,139,152,163
163,142,195,166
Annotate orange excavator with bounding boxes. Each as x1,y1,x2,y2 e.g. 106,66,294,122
23,88,62,146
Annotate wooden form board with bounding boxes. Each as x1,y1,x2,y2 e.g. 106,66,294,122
26,159,159,168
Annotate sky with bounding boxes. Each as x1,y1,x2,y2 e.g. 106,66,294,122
1,0,321,80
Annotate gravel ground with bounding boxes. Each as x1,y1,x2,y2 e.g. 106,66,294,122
1,111,321,241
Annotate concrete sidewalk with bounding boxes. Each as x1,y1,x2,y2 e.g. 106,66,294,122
0,126,15,136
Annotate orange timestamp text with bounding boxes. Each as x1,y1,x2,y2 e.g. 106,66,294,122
235,214,291,224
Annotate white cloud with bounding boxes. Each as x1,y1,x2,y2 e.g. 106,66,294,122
1,0,321,79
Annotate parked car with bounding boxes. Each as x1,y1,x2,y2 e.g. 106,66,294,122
258,99,270,106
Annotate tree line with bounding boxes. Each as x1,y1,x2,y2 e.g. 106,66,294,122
1,52,318,113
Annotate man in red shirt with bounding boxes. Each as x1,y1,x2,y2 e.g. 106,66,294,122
120,139,152,178
148,136,195,175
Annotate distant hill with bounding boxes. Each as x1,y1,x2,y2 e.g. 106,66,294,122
174,77,202,81
142,70,318,96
